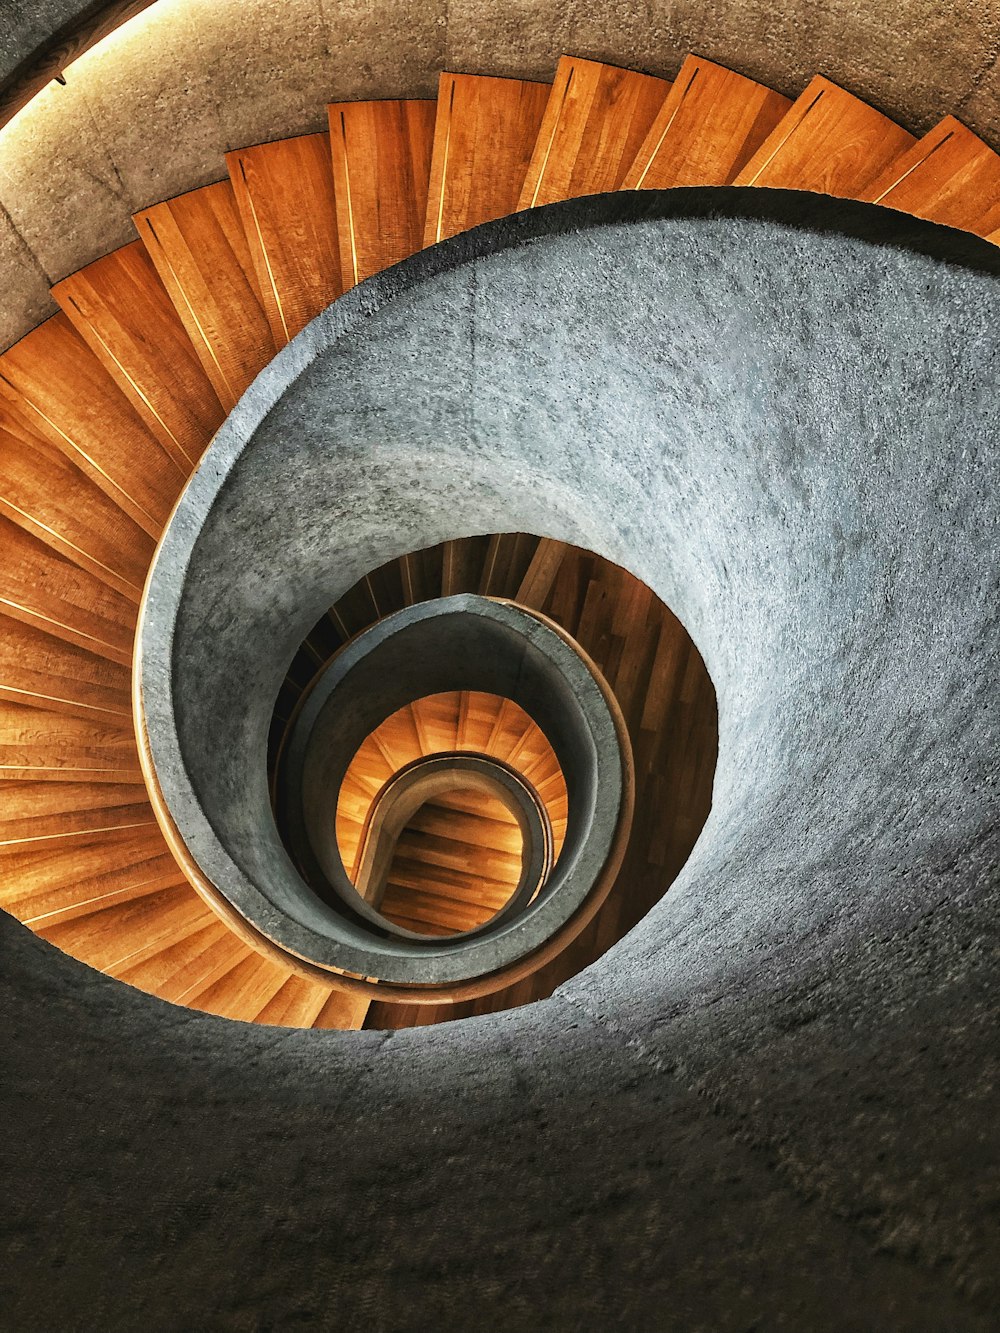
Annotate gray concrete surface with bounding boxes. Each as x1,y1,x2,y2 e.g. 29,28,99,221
3,189,999,1327
1,0,999,347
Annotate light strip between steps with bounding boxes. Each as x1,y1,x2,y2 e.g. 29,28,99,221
633,64,700,189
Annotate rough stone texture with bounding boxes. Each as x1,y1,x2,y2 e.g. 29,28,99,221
4,191,999,1327
1,0,1000,344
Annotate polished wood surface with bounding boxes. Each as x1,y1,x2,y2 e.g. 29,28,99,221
0,313,184,536
134,181,278,410
329,100,436,285
424,73,550,244
53,240,224,470
519,57,670,208
862,116,1000,236
227,133,344,344
622,55,790,190
0,516,137,665
733,75,915,195
0,412,153,600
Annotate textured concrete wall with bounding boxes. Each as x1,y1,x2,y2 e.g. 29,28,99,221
4,191,999,1328
0,0,999,347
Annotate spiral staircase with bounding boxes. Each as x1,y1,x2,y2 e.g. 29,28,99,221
2,52,999,1034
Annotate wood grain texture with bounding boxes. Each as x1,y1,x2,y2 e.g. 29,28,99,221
519,57,671,208
0,516,137,665
227,133,344,345
53,240,223,471
0,698,141,782
424,73,551,245
0,312,185,536
37,881,212,973
0,615,131,718
1,823,182,928
622,55,791,190
329,100,436,286
0,409,154,599
134,181,277,411
733,75,915,195
862,116,1000,236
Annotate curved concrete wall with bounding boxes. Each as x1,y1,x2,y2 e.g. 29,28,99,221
0,0,999,348
5,190,1000,1326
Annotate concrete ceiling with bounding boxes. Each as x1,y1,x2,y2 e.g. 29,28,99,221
0,0,998,348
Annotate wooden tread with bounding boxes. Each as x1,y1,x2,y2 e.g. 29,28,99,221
862,115,1000,236
329,99,436,285
733,75,915,195
519,57,671,208
227,132,344,343
622,55,791,190
424,73,550,244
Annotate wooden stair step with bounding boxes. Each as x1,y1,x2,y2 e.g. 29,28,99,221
227,132,344,345
622,55,791,190
110,920,230,997
862,116,1000,236
134,181,277,411
0,412,153,600
0,698,141,782
52,239,225,470
479,532,541,596
0,519,136,665
516,536,565,608
313,987,370,1030
520,57,671,208
733,75,916,195
0,780,152,846
192,950,293,1022
0,313,185,536
0,821,170,911
424,73,550,245
441,535,491,596
399,542,444,605
329,99,436,285
36,881,210,973
0,616,132,718
254,973,337,1028
148,929,251,1006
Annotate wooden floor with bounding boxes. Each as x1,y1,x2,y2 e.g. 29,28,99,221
2,48,996,1027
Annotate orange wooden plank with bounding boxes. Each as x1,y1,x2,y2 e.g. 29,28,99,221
254,974,336,1028
37,881,211,973
227,132,344,344
0,518,137,665
329,99,436,285
520,57,671,208
0,411,153,600
52,239,224,471
192,950,292,1021
134,180,278,411
733,75,915,195
622,55,791,190
0,699,141,782
0,313,185,537
424,73,551,245
0,616,131,718
862,116,1000,236
0,780,152,846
